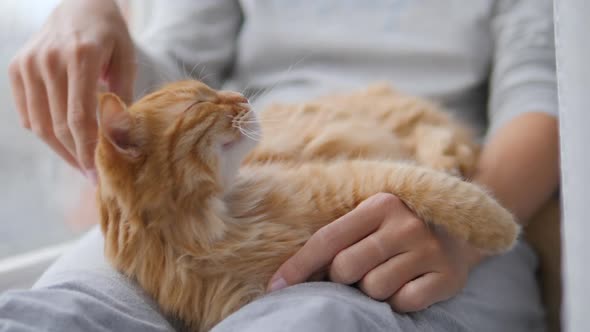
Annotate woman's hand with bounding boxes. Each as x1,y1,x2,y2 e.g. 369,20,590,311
8,0,136,181
268,193,484,312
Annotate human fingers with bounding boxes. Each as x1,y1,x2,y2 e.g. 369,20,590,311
66,45,104,179
20,52,79,168
357,251,431,301
267,193,398,292
103,35,136,105
39,46,78,160
388,272,457,313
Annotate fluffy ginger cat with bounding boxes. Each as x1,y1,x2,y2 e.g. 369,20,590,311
95,80,519,331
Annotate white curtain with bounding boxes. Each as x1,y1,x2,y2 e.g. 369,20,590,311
554,1,590,331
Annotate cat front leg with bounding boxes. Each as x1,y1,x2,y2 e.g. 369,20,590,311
300,161,520,254
412,125,478,176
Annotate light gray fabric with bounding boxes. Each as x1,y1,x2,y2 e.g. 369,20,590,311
0,227,545,332
553,0,590,331
213,240,545,332
133,0,557,139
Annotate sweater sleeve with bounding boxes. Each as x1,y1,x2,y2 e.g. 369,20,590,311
487,0,558,137
131,0,242,99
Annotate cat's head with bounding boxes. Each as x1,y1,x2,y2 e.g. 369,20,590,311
96,80,259,202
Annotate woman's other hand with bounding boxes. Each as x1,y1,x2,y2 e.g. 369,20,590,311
268,193,484,312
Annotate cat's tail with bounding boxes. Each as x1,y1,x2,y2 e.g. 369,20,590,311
348,161,520,254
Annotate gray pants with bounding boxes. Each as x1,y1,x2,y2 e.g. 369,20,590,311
0,227,545,332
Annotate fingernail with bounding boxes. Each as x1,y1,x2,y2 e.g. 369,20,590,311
268,277,287,292
85,169,98,186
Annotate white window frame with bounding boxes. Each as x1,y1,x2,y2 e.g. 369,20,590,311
0,242,73,290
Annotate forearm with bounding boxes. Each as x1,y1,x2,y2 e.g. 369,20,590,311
474,112,559,225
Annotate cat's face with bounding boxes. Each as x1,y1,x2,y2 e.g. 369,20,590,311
96,80,259,199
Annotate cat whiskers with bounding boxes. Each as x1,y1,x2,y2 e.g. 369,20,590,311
181,60,215,83
243,53,312,103
233,124,262,142
231,112,263,142
232,126,262,142
239,126,263,138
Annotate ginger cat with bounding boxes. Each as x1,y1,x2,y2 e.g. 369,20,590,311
95,80,519,331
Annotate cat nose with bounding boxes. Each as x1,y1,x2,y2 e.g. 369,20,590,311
218,90,248,104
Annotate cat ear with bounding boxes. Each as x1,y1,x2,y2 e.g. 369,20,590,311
98,93,141,159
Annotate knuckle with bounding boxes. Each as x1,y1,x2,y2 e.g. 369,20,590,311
398,216,426,238
41,47,61,70
68,109,88,130
367,234,388,262
370,193,401,210
423,239,443,257
68,41,97,62
31,123,52,140
20,52,36,72
53,123,71,141
314,226,339,252
330,253,356,284
360,272,389,300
